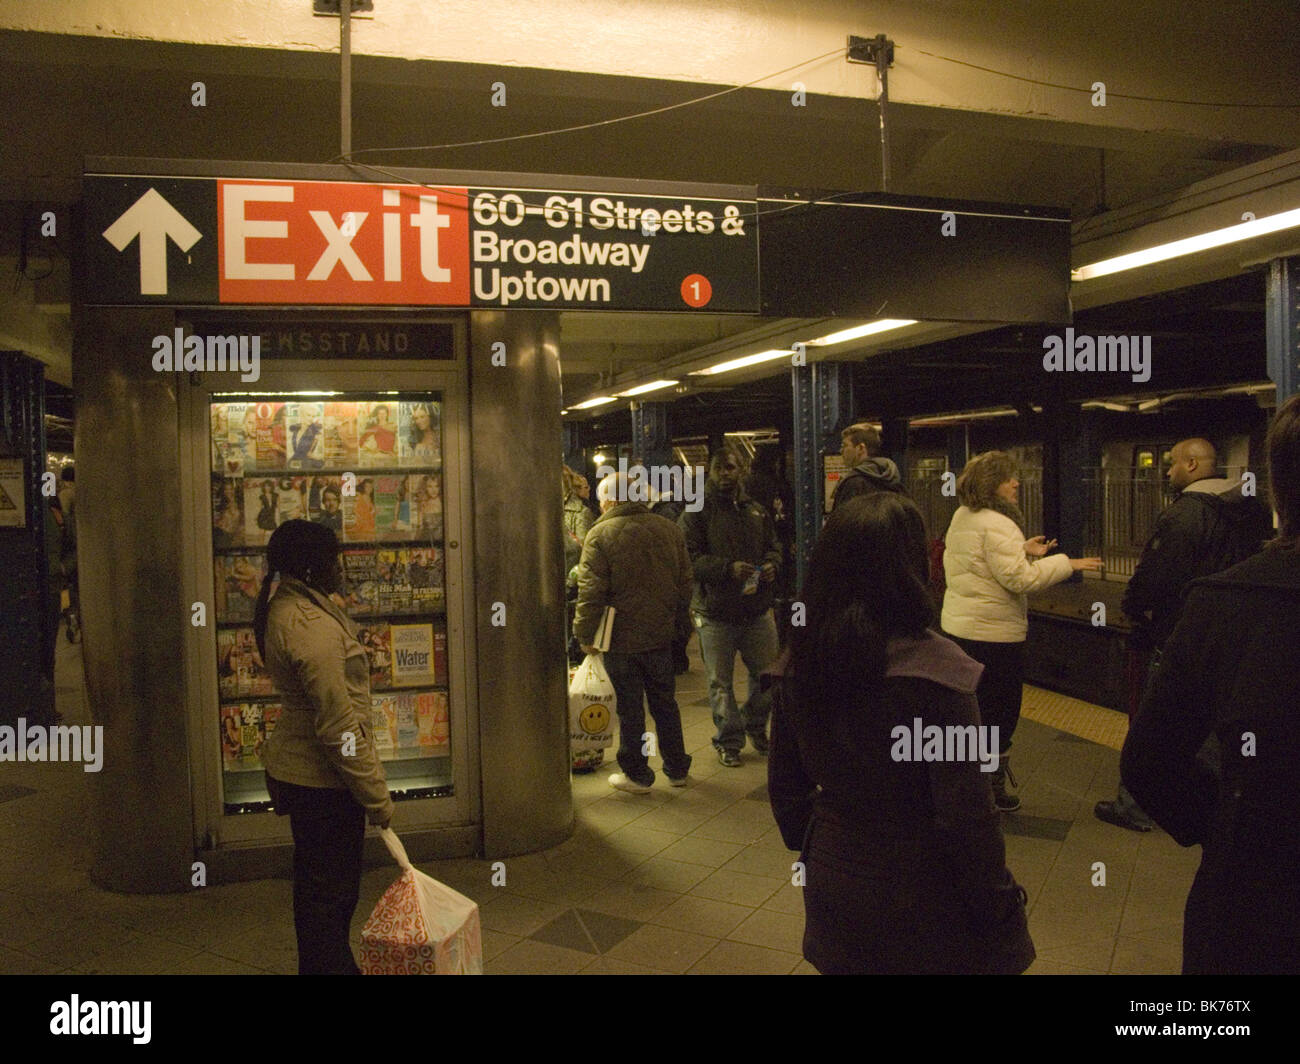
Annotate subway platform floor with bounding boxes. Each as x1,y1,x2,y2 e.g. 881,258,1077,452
0,632,1199,976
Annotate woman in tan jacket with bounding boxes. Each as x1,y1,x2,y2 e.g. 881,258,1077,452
254,519,393,975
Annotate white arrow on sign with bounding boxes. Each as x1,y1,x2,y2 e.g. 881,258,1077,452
102,188,202,296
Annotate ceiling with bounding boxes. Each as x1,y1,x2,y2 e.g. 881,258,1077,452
1,21,1297,406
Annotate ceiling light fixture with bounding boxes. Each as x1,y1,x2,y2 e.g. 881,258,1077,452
1072,207,1300,281
689,349,792,376
572,395,617,409
617,379,679,397
806,319,918,346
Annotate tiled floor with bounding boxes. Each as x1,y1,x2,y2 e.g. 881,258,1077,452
0,631,1199,975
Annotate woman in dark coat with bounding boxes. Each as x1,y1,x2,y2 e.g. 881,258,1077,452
1122,392,1300,974
767,492,1034,974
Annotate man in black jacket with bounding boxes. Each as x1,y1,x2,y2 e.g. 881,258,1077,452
1096,437,1273,831
832,423,907,511
680,446,782,766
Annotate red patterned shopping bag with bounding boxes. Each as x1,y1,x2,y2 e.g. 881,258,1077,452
360,828,483,975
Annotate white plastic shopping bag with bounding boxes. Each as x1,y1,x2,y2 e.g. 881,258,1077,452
360,828,483,975
570,607,616,767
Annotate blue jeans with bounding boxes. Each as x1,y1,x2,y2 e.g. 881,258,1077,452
604,648,691,786
695,611,779,754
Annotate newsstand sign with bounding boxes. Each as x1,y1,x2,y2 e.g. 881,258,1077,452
83,174,759,313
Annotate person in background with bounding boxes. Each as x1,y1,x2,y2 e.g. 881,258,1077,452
1122,395,1300,974
1097,436,1273,831
58,466,79,642
574,471,694,792
563,465,596,663
680,445,782,766
940,451,1102,811
254,520,393,975
832,423,907,510
745,443,796,642
649,483,692,674
768,492,1034,974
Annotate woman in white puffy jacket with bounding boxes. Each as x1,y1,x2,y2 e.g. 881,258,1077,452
940,452,1102,811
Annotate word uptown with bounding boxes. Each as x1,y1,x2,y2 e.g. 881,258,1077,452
1042,328,1151,383
152,328,261,382
595,457,705,512
0,718,104,772
890,717,1000,773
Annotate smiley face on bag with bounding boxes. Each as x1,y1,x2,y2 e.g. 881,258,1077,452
579,702,611,735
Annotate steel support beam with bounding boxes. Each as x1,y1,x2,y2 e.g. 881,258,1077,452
1266,255,1300,405
791,361,853,592
629,400,671,469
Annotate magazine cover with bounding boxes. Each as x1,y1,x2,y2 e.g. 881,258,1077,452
324,401,360,467
371,697,394,755
407,547,444,609
398,400,440,467
275,476,309,525
373,475,402,538
417,690,450,752
229,403,258,473
434,625,448,684
357,401,398,466
220,705,243,768
261,704,282,745
214,554,265,623
244,477,280,546
357,621,392,689
217,629,240,699
239,703,263,768
390,623,435,687
409,474,442,540
394,693,419,749
253,402,286,470
308,475,344,534
344,476,378,541
235,628,273,696
376,548,412,613
210,404,230,474
212,476,245,549
341,548,377,615
286,402,326,469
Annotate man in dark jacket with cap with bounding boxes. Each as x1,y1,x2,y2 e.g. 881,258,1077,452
1097,436,1273,831
680,445,782,766
832,423,906,510
576,471,694,793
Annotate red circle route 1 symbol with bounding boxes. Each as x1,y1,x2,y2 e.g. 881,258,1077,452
680,274,712,308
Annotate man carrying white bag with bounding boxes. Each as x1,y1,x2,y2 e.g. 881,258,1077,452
574,470,695,794
360,828,483,974
570,606,617,771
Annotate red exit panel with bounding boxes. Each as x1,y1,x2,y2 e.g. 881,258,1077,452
217,180,470,305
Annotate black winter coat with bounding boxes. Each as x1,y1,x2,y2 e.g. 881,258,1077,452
768,631,1035,975
679,485,781,622
1120,479,1273,651
1121,546,1300,974
831,457,907,511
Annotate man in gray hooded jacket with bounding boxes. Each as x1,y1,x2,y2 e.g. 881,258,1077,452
832,423,907,511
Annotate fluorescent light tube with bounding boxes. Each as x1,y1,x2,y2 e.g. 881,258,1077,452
1073,208,1300,281
573,395,617,409
689,349,792,376
617,380,679,396
806,319,918,346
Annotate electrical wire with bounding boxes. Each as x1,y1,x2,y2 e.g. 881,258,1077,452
332,45,849,162
916,48,1300,109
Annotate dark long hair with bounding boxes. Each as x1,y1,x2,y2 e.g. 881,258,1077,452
788,493,935,718
252,519,340,659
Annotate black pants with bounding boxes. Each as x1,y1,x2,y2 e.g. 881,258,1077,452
943,635,1025,754
267,775,366,975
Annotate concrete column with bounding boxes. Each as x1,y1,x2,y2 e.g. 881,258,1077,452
469,311,572,857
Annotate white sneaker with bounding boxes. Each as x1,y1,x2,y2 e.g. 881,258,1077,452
608,773,652,794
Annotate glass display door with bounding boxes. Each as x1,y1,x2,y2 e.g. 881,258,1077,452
183,361,474,846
